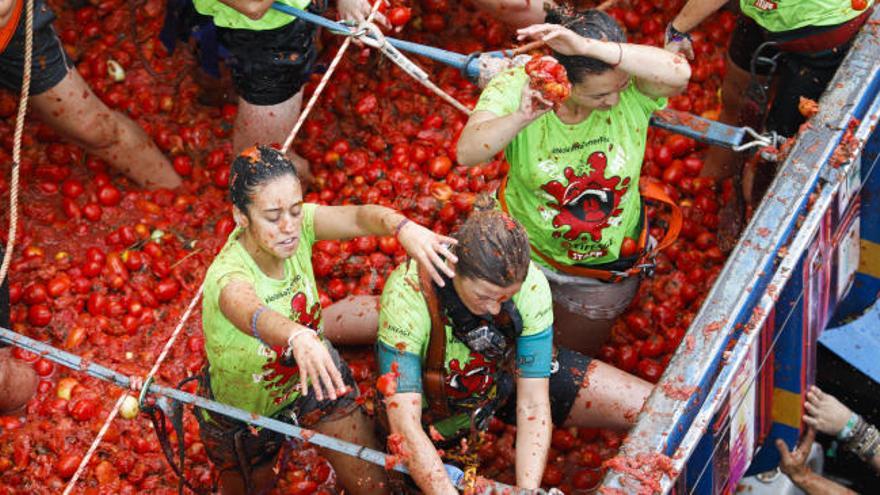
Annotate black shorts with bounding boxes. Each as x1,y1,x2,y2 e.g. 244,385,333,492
495,346,590,427
727,15,854,137
216,18,317,106
0,0,72,95
196,343,359,471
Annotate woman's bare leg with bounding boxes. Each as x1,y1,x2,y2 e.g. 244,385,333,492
562,359,651,429
323,295,380,346
315,409,389,495
30,69,181,189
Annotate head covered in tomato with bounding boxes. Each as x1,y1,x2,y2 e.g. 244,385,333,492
548,8,629,111
450,197,531,316
229,145,304,260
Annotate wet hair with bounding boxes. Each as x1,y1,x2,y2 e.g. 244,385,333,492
452,195,531,288
229,145,299,215
546,8,627,84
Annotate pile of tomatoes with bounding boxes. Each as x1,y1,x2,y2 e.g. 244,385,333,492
0,0,736,493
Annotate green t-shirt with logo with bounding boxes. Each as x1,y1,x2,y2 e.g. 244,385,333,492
377,260,554,437
740,0,872,32
193,0,311,30
202,203,323,417
474,68,665,267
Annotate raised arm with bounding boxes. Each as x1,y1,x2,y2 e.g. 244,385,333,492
514,377,552,489
219,280,346,401
457,83,553,166
313,204,458,285
669,0,729,35
517,24,691,98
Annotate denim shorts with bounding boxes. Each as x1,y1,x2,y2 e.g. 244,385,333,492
0,0,72,95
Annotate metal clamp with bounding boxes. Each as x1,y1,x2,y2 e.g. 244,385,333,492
137,375,155,408
732,127,784,157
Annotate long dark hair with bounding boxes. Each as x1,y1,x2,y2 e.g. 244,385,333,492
229,145,299,216
451,196,531,287
546,8,627,84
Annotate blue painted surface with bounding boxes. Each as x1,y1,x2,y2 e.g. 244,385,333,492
685,433,715,495
820,298,880,382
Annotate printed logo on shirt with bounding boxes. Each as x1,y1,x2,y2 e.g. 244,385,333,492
445,352,495,400
541,151,630,249
752,0,778,11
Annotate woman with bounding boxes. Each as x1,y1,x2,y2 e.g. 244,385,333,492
199,145,457,495
377,206,651,494
665,0,873,245
456,10,691,355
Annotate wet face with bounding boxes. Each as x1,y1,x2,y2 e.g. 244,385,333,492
234,174,304,261
453,275,522,316
567,69,630,111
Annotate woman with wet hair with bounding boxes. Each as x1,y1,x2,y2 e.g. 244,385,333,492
199,145,457,495
457,9,691,356
376,201,651,494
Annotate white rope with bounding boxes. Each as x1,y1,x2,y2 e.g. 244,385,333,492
62,283,205,494
281,0,386,154
0,0,33,287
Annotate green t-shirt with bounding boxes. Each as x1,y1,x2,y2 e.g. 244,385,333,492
474,68,665,267
740,0,872,32
202,203,323,417
377,260,554,437
193,0,310,30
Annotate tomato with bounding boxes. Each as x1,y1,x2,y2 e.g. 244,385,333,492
60,179,85,198
541,464,563,486
637,359,664,382
640,335,666,358
853,0,868,9
354,94,378,115
616,345,637,372
572,469,602,490
33,358,55,377
376,371,398,396
524,55,571,105
551,428,576,451
28,304,52,327
427,155,453,179
172,155,193,176
55,453,82,479
97,184,122,207
155,278,181,302
619,237,638,258
82,202,102,221
377,236,400,255
68,396,100,421
23,282,48,305
326,278,347,300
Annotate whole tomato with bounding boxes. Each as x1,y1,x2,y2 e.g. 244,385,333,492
427,155,453,179
68,396,99,421
155,278,181,302
97,184,122,207
55,453,82,479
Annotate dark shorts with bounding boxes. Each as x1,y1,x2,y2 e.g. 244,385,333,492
196,343,359,471
496,346,590,427
0,0,72,95
727,15,856,137
216,18,317,106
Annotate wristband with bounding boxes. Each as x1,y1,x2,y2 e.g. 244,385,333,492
393,218,410,237
287,327,318,349
665,23,692,44
838,412,860,441
251,305,269,346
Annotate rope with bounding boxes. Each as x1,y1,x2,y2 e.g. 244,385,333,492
0,0,33,288
62,283,205,494
281,0,385,154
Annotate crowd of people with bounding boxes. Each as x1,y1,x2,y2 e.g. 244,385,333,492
0,0,877,493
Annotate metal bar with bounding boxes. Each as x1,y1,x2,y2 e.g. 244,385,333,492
600,9,880,493
0,326,540,494
650,109,746,149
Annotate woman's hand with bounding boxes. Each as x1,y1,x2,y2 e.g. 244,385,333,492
337,0,389,29
397,221,458,286
803,385,853,436
516,81,554,122
516,24,590,57
288,330,347,401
